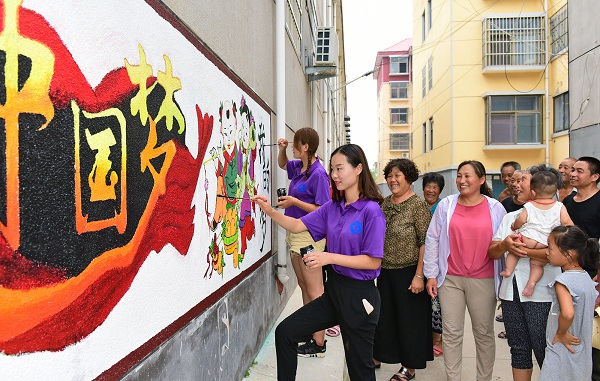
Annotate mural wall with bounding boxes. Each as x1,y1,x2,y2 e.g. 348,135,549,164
0,0,271,379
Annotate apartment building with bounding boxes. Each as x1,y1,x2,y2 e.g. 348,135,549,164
568,2,600,158
373,38,413,186
411,0,569,197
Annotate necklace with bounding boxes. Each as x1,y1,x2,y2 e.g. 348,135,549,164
531,199,556,205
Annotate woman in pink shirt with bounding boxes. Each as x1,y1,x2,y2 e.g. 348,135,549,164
424,160,506,381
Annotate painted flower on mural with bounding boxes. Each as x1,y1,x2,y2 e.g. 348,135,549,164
0,0,213,354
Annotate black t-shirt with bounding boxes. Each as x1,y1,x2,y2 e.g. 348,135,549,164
500,196,525,213
563,189,600,278
563,190,600,239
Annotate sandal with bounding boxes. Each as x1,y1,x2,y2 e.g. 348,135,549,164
390,366,415,381
495,314,504,322
325,325,340,337
498,331,508,339
433,344,443,357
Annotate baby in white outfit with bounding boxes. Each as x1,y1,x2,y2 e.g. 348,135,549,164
501,171,573,296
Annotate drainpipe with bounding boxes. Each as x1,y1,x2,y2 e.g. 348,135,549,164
323,0,331,166
275,0,288,283
544,0,550,165
449,0,454,167
312,82,317,130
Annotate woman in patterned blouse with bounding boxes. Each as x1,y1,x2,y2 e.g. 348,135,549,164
373,159,433,381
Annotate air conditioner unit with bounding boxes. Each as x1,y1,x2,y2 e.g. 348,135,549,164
401,153,409,158
315,26,338,67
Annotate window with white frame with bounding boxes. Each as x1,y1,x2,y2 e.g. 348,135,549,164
483,16,545,68
422,123,427,153
390,133,410,151
428,56,433,90
428,117,434,150
486,95,542,144
285,0,302,58
553,92,569,133
391,82,409,99
550,5,568,55
390,108,408,125
422,11,426,41
390,56,408,74
427,0,432,31
421,66,426,98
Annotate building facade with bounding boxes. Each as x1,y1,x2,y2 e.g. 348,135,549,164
411,0,569,197
0,1,347,380
373,39,413,188
568,1,600,158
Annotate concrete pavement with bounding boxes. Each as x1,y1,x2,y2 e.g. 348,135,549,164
245,286,540,380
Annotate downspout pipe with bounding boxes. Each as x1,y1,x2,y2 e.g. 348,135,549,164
275,0,289,283
544,0,550,165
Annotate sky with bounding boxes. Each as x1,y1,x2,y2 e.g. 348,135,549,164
342,0,414,167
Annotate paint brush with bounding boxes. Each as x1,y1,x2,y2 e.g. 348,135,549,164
216,194,279,208
217,194,253,201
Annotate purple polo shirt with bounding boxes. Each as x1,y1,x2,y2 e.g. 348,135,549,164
284,159,331,219
301,198,385,280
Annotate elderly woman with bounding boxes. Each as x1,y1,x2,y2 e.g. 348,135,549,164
422,171,445,356
422,172,445,213
373,159,433,381
424,160,506,381
488,164,562,381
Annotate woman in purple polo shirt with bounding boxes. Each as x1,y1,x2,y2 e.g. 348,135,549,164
253,144,385,381
277,127,331,356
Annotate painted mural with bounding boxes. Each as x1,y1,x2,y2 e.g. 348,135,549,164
0,0,271,380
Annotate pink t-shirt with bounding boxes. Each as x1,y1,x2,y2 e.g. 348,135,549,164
447,200,494,278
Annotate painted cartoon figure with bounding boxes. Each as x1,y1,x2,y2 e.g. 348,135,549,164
238,96,257,258
205,100,241,275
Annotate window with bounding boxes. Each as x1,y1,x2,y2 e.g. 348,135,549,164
427,0,432,31
550,5,568,55
391,82,408,99
428,117,434,150
390,133,410,151
422,11,426,41
390,108,408,124
389,56,408,74
483,16,545,68
428,56,433,90
422,123,427,153
553,92,569,133
285,0,302,57
421,66,426,98
486,95,543,144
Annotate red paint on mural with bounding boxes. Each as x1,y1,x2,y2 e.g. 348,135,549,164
0,3,213,354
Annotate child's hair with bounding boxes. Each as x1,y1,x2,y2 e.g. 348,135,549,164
550,225,600,270
530,171,559,198
293,127,320,178
329,144,383,204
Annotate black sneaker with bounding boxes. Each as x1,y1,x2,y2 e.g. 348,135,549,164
297,338,326,358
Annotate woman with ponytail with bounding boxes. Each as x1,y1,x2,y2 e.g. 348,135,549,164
255,144,385,380
277,127,331,357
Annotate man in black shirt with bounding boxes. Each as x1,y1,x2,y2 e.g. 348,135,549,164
562,156,600,381
563,156,600,248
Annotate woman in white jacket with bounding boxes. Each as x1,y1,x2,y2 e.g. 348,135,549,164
424,160,506,381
